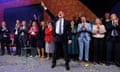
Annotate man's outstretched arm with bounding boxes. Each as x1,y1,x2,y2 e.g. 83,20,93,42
41,1,56,21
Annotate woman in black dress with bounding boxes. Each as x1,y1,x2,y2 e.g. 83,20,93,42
36,21,45,58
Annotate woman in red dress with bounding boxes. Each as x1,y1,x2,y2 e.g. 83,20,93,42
45,22,55,60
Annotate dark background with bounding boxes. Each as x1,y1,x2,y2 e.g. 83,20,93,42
4,4,43,33
80,0,120,17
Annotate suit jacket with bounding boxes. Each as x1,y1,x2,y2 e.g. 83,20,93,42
0,27,2,41
45,28,54,42
19,26,28,40
77,23,92,41
13,28,20,43
105,21,120,40
45,9,72,42
0,27,11,43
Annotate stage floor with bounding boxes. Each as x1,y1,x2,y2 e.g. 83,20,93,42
0,55,120,72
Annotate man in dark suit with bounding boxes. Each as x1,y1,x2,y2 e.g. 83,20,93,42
105,13,120,66
13,19,21,56
41,2,72,71
0,21,11,56
19,21,28,56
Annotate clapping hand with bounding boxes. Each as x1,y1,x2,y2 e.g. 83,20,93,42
97,30,99,33
114,23,119,27
81,25,85,30
68,40,72,44
2,27,8,32
97,26,99,29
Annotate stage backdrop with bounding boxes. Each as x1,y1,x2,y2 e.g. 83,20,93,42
111,1,120,18
4,4,44,33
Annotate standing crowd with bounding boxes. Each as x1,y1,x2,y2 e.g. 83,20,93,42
0,2,120,71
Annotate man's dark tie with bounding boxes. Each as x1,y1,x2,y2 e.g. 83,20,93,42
111,29,118,37
111,23,118,37
59,19,62,35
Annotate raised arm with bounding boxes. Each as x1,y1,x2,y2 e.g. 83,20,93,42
41,1,56,21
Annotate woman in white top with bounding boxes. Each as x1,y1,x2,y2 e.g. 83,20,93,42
92,18,106,64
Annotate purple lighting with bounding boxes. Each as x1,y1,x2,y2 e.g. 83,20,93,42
0,0,15,3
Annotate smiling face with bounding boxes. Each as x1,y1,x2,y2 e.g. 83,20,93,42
1,21,6,27
48,22,52,29
16,20,20,24
81,16,87,23
58,11,64,19
41,21,45,26
95,18,102,25
32,21,37,27
111,13,118,21
105,13,110,19
21,21,26,26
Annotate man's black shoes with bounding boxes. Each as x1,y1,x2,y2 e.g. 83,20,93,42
51,64,70,71
66,66,70,71
51,64,56,68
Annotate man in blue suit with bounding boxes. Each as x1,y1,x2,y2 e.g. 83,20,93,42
77,16,92,62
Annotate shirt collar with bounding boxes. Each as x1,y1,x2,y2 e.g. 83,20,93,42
59,18,64,21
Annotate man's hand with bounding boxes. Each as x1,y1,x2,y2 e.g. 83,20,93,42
68,40,72,44
114,23,119,27
81,25,86,30
41,1,46,9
